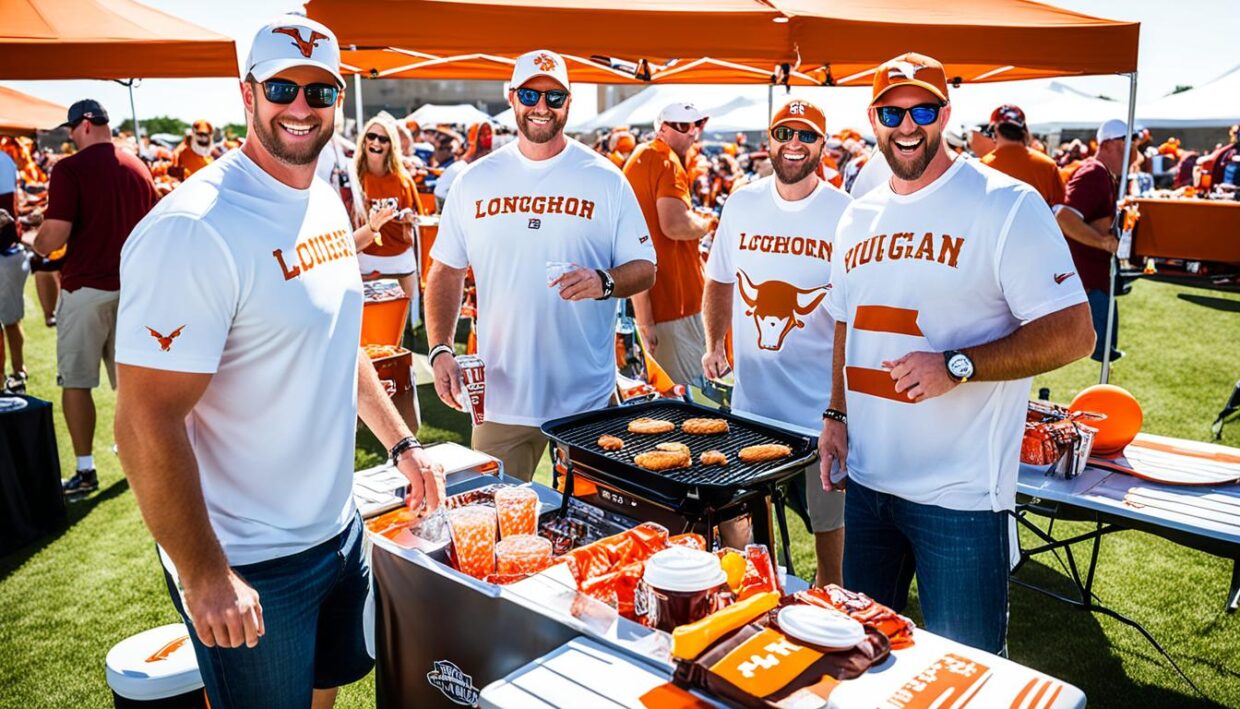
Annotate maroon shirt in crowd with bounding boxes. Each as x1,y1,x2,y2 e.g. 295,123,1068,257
45,142,156,292
1061,157,1115,292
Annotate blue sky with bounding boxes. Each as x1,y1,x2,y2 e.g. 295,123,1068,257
1,0,1228,128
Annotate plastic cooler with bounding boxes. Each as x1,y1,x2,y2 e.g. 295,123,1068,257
105,623,207,708
361,279,409,347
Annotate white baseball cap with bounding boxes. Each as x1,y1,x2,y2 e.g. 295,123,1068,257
245,15,345,89
509,50,571,92
656,102,708,129
1096,118,1143,144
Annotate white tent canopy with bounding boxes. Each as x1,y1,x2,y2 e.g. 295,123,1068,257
1137,64,1240,129
404,103,494,127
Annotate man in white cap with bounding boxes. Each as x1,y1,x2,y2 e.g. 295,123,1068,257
1055,118,1140,362
425,50,655,480
624,102,716,385
114,15,442,708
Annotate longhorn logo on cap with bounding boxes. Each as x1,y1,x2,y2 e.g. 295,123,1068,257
272,27,329,58
887,59,927,81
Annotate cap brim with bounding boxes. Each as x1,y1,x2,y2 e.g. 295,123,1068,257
871,80,948,106
249,58,345,89
769,117,825,136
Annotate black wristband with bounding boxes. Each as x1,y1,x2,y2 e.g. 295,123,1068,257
595,269,615,300
822,408,848,425
428,344,454,365
389,435,422,462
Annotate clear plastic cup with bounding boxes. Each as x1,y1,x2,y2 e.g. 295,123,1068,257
448,506,497,579
494,486,539,539
494,534,554,576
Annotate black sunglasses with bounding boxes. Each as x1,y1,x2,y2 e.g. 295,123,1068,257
364,132,391,145
875,103,945,129
260,79,340,109
771,126,821,144
514,87,569,109
664,119,707,134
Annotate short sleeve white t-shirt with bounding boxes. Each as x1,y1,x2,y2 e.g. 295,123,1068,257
847,148,891,198
705,176,852,431
0,152,17,192
434,160,467,201
117,149,363,565
431,140,655,426
826,159,1087,512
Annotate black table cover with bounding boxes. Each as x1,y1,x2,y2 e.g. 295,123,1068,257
0,395,64,556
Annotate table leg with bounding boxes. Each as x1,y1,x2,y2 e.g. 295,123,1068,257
1228,559,1240,614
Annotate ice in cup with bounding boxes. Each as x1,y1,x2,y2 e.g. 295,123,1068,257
448,505,497,579
494,534,553,576
546,261,577,286
639,546,729,632
455,355,486,426
494,485,539,538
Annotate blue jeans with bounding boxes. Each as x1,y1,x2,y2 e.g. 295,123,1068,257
842,480,1009,654
164,514,373,708
1086,288,1118,361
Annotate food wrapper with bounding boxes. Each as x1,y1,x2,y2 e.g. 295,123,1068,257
559,522,677,620
1021,400,1103,478
712,544,781,601
794,585,916,650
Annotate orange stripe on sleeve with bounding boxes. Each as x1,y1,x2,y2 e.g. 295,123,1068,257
846,366,916,404
853,305,923,336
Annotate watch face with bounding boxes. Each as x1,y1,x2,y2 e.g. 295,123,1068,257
948,354,974,379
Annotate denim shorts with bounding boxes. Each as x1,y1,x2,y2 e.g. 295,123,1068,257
163,514,373,708
842,479,1009,654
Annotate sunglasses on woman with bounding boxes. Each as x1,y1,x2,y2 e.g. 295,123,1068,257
514,87,569,109
770,126,821,144
665,119,707,134
364,132,391,145
259,79,340,109
874,103,945,129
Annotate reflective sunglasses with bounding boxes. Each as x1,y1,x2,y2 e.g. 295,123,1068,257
514,87,569,109
875,103,944,128
771,126,821,144
260,79,340,109
664,119,707,134
364,132,391,145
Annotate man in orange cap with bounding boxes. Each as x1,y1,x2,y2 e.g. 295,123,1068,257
172,119,215,179
819,52,1094,653
608,129,637,169
979,104,1064,207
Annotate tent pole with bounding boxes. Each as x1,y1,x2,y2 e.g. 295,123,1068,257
353,73,364,138
768,84,773,127
1100,70,1138,385
124,80,141,141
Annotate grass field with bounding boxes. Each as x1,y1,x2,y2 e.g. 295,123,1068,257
1,277,1237,708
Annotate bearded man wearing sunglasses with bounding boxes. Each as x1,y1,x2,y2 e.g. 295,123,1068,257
426,50,655,481
819,52,1095,654
113,16,442,708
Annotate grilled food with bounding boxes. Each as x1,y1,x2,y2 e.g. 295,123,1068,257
700,450,728,466
627,417,676,434
597,434,625,451
737,444,793,464
682,417,729,435
634,450,692,471
656,442,690,456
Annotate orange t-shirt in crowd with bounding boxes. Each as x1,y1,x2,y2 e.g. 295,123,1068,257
172,144,212,178
359,170,416,257
980,144,1065,206
624,138,703,324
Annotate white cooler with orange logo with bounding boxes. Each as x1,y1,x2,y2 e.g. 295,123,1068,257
105,623,207,708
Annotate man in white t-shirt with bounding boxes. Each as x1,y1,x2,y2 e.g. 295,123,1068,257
819,53,1094,653
425,50,656,480
703,99,852,587
113,17,442,708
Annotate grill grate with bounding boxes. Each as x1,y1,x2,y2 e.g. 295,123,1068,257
543,400,816,490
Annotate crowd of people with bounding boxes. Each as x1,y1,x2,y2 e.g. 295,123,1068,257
0,11,1231,706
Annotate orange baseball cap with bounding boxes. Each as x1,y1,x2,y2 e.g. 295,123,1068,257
871,52,949,105
770,99,826,136
614,133,636,152
192,119,213,133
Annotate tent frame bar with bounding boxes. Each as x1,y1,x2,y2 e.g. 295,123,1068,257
1100,70,1138,385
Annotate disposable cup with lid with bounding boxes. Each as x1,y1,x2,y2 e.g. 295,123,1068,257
642,546,727,593
777,605,866,651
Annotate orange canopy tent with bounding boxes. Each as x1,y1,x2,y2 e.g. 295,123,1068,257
309,0,1138,85
0,85,66,134
0,0,237,80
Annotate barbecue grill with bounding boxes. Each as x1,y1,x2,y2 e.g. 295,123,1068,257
542,400,817,572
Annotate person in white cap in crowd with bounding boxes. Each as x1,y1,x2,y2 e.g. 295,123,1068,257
624,102,716,385
425,49,655,481
820,52,1093,654
1055,117,1141,363
113,15,443,708
702,98,853,586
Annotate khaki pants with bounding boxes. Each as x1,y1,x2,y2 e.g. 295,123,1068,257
56,287,118,389
471,421,548,482
650,313,706,386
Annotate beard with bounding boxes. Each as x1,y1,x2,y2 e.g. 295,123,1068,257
878,127,940,181
251,109,331,166
516,108,565,144
771,144,822,184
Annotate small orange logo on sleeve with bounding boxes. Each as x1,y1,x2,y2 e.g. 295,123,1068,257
146,325,186,352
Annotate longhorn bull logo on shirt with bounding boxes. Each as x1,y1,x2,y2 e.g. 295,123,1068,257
736,269,829,351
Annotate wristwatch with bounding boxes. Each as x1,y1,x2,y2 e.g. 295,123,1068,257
595,269,615,300
944,350,975,383
822,408,848,425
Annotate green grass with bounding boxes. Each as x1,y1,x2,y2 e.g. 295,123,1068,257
1,278,1237,708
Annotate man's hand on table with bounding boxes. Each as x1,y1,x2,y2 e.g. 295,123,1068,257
182,567,264,649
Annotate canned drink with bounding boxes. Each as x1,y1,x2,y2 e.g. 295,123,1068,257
456,355,486,425
546,261,577,286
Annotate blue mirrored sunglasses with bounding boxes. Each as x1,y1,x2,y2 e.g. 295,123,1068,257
514,87,569,109
875,103,944,128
